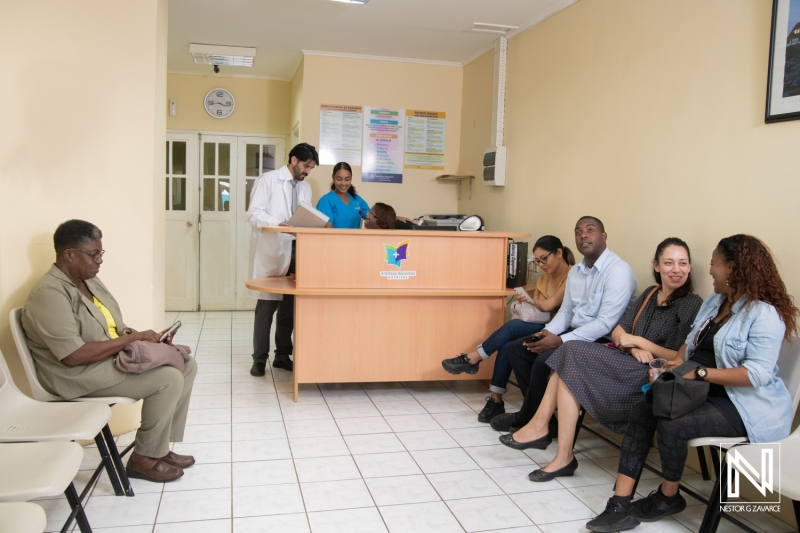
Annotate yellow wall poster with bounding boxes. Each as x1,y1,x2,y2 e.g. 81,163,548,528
404,110,446,170
319,104,363,165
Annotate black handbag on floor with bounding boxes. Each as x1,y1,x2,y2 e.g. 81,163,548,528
650,360,709,419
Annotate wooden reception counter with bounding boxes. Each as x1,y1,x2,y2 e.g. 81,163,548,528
246,227,530,401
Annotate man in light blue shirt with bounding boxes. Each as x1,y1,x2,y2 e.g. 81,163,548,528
491,216,638,432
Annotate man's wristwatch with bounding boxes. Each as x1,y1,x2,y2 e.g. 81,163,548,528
695,366,708,381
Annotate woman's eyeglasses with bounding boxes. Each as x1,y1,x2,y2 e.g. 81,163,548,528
533,252,552,266
72,249,105,263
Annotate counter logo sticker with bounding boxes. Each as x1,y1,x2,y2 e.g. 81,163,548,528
380,240,416,280
384,240,409,268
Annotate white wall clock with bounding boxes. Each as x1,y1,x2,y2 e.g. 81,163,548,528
204,88,235,119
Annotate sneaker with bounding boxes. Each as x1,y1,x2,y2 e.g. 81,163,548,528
477,397,505,423
250,362,266,377
441,354,480,375
273,358,294,372
586,498,640,532
631,489,686,522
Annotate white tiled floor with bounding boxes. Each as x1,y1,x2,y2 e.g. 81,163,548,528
41,312,795,533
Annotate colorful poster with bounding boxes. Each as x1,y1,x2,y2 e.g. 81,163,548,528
362,107,404,183
404,110,446,170
319,104,363,165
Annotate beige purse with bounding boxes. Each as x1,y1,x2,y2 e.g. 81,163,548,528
510,301,551,324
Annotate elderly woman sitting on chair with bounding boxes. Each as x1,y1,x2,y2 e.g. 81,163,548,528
21,220,197,483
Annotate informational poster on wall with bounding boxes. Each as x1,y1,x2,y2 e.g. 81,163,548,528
318,104,363,165
362,107,405,183
404,110,446,170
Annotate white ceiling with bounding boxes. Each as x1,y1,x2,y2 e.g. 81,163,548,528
168,0,577,80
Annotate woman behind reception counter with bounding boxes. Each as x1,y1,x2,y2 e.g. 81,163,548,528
317,162,371,229
365,203,397,230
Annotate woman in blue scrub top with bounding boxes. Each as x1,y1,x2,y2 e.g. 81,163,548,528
317,162,371,229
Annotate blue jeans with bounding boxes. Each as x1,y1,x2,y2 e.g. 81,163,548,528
477,319,545,395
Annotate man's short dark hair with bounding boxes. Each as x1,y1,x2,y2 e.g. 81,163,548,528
54,220,102,254
577,216,605,233
288,143,319,165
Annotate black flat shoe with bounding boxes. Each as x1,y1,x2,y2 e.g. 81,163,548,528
250,362,266,377
499,432,552,450
490,412,520,432
441,354,480,375
528,457,578,482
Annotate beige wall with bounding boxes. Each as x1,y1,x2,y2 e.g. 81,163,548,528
167,73,290,136
300,54,463,216
459,0,800,301
0,0,168,433
458,0,798,525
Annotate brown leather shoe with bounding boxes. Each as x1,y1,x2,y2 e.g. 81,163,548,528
161,450,195,469
126,451,183,482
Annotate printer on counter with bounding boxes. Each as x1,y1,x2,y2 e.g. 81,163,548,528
416,214,468,231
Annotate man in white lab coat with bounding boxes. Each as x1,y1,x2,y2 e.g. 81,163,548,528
246,143,319,375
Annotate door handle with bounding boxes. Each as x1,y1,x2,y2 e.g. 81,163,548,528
186,221,193,227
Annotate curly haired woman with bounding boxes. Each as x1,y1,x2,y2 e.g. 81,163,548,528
587,235,799,532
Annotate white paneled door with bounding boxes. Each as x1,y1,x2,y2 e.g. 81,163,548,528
165,132,285,311
165,134,198,311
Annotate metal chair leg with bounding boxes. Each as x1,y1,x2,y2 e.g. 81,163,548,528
573,408,586,448
699,454,730,533
696,446,711,480
709,446,721,480
101,424,134,496
63,482,92,533
94,432,123,496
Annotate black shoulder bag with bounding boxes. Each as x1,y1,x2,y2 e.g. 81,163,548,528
649,360,710,419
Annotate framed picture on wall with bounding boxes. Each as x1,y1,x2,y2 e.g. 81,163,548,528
766,0,800,122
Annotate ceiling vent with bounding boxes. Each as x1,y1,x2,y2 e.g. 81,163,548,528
470,23,518,35
190,44,256,67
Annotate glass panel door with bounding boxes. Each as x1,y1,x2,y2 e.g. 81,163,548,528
199,135,238,310
165,134,198,311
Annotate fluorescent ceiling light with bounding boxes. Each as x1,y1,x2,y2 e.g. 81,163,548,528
330,0,368,4
470,22,519,34
190,44,256,67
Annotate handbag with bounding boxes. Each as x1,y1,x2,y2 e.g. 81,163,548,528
650,360,709,419
510,301,550,324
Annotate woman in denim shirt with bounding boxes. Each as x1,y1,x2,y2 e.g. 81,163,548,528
587,235,798,533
